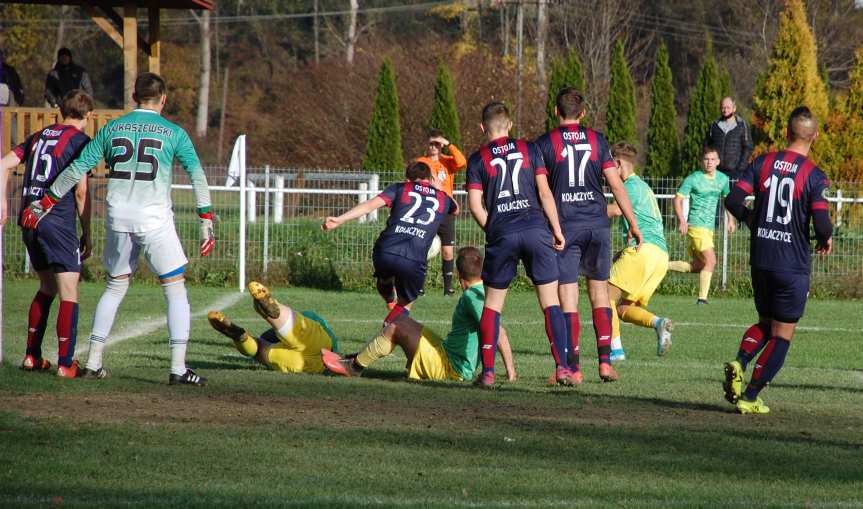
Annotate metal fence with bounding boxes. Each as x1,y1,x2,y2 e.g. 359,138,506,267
3,165,862,289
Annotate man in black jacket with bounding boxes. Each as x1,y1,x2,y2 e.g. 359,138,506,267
704,97,752,179
0,49,24,106
44,48,94,107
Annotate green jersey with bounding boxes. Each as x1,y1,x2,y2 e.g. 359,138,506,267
676,170,729,230
443,282,484,380
50,109,211,233
622,174,667,252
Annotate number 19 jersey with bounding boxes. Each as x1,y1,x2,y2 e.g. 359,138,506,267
375,180,456,262
737,150,830,274
465,137,548,241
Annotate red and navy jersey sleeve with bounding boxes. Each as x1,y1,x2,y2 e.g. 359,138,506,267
13,133,36,161
377,182,402,208
465,151,485,192
374,180,453,262
735,155,760,196
527,141,546,177
596,132,615,172
807,167,830,214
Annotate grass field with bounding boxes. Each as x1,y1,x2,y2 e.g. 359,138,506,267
1,280,862,508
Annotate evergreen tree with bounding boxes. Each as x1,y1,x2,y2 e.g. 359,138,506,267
606,40,637,145
646,43,679,177
719,66,733,99
363,58,404,173
428,63,461,147
681,41,722,173
545,49,586,131
820,48,863,182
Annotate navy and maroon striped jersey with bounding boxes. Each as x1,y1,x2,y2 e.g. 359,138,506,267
465,137,548,241
736,150,830,274
534,124,615,229
14,124,90,231
374,180,456,262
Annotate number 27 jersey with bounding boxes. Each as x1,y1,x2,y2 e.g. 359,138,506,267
375,180,456,262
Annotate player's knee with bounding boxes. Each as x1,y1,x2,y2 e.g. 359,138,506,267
106,274,131,296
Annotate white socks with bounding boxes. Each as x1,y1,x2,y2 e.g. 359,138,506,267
163,279,190,376
86,277,130,371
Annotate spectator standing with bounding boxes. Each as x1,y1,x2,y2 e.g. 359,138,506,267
0,49,24,106
704,97,753,179
44,47,94,107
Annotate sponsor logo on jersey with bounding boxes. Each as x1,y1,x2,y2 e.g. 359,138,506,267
562,130,586,142
497,199,530,213
42,128,64,137
562,191,595,202
757,227,793,243
490,142,516,155
394,225,427,239
773,160,799,175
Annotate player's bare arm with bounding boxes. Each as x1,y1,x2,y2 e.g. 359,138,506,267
0,151,22,225
607,203,622,218
74,173,92,260
322,196,387,230
725,211,736,234
604,167,643,248
535,173,565,251
467,188,487,229
672,194,688,235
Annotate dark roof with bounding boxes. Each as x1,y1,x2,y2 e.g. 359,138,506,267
1,0,213,9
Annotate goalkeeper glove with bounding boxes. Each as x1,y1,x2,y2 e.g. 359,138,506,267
21,194,59,229
199,211,215,257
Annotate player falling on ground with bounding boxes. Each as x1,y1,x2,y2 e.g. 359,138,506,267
322,246,517,382
208,282,337,374
416,129,467,296
669,146,736,304
323,161,457,325
605,143,673,360
466,101,571,388
534,87,643,384
0,90,94,377
22,72,216,385
722,106,832,415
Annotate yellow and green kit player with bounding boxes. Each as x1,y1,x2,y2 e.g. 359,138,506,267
670,146,736,304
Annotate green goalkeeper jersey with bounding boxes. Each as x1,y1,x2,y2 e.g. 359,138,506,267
675,170,729,231
50,109,211,233
443,282,484,380
622,173,667,252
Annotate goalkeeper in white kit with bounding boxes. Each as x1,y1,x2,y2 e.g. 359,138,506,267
22,73,216,385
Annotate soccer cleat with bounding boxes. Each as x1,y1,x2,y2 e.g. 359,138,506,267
57,360,80,379
248,281,281,319
473,371,496,389
598,363,619,382
566,370,584,385
321,349,362,377
208,311,254,343
697,299,709,305
654,318,673,356
21,355,51,372
169,369,207,386
79,367,109,379
736,397,770,414
610,348,626,362
444,288,456,297
386,301,396,311
723,360,744,404
546,366,576,386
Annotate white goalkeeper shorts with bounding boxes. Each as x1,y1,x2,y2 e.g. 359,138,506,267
103,222,189,279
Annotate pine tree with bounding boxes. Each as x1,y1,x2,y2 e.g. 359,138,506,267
545,49,586,131
681,41,722,173
428,63,461,147
752,0,829,150
606,40,637,145
719,66,733,99
646,43,679,177
363,58,404,173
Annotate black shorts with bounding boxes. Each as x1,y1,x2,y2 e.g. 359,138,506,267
22,225,81,273
438,214,456,246
482,228,559,289
558,226,611,284
373,250,427,303
751,268,810,323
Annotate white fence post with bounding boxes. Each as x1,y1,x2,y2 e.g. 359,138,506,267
836,189,843,227
237,136,247,292
721,210,729,290
368,174,380,222
274,175,285,224
358,182,368,224
263,165,270,274
247,180,257,224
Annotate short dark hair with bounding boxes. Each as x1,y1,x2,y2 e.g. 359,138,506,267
428,128,444,138
405,160,432,181
60,89,94,120
610,142,638,165
57,47,72,58
787,106,818,142
481,101,510,130
134,72,166,104
556,87,586,119
702,145,719,157
456,246,483,280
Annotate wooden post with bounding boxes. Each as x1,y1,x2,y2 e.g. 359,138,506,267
123,3,138,110
148,8,160,75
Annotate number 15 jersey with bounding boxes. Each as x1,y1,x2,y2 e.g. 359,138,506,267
375,179,456,263
736,150,830,274
53,109,212,233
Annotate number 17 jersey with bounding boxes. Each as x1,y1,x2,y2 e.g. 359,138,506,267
375,179,456,263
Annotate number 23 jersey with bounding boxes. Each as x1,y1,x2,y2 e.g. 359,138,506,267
737,150,830,274
375,180,456,262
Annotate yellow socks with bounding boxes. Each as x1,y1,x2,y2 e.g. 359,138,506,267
699,271,713,300
233,335,258,357
621,306,657,329
668,261,693,272
355,335,395,368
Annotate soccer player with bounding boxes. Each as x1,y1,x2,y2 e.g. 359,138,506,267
322,160,457,325
606,143,673,360
669,146,736,304
207,282,337,374
722,106,832,415
416,129,467,296
466,101,570,388
21,72,216,385
0,90,94,377
534,88,642,383
322,246,517,382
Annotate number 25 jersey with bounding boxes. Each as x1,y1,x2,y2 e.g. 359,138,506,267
736,150,830,274
375,180,456,263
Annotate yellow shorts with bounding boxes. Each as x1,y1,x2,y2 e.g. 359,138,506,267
407,327,462,382
687,226,715,259
609,243,669,307
265,311,334,374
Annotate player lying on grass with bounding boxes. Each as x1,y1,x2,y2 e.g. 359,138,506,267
322,160,457,326
534,87,642,384
0,89,94,378
321,246,516,382
208,282,337,374
605,143,673,361
722,106,832,415
669,145,735,305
